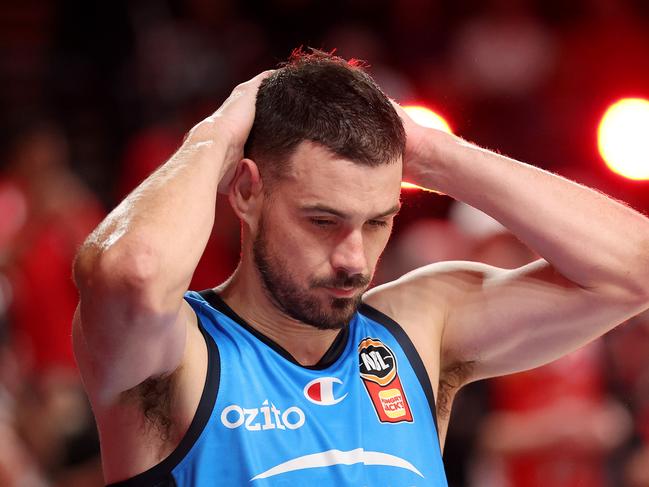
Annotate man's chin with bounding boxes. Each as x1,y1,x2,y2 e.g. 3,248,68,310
329,295,362,320
330,296,358,310
292,295,360,331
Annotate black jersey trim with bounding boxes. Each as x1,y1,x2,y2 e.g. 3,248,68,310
198,289,348,370
358,303,440,439
106,311,220,487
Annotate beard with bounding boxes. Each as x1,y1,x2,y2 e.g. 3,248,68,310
252,218,371,330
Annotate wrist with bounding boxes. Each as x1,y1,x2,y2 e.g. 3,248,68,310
404,128,457,193
183,120,236,180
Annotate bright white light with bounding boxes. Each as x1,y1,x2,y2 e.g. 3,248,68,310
598,98,649,180
402,106,452,134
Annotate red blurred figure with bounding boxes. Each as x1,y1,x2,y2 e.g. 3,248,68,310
478,343,628,487
606,310,649,487
1,120,104,373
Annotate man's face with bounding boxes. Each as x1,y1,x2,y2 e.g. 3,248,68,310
252,141,402,330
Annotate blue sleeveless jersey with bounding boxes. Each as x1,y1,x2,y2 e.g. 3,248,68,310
109,290,448,486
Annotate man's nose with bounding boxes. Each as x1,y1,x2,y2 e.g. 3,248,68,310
330,229,367,277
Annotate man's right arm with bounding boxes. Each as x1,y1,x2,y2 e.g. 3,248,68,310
72,72,271,405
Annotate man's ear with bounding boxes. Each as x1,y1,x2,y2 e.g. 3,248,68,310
228,158,264,227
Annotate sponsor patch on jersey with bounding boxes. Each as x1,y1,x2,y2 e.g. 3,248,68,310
358,337,413,423
303,377,348,406
220,400,305,431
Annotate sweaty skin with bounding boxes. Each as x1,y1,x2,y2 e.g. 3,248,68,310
73,71,649,483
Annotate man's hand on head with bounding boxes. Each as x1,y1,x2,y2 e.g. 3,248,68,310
184,70,275,193
390,99,455,193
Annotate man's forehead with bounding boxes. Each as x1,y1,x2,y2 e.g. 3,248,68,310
282,141,402,214
284,140,399,180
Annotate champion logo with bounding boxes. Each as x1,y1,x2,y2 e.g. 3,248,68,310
303,377,348,406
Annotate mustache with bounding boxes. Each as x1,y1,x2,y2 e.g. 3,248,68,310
311,272,371,290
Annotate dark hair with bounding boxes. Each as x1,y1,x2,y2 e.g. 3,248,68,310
244,48,406,184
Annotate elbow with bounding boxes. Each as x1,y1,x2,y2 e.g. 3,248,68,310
600,278,649,310
634,270,649,303
625,241,649,304
73,240,162,308
632,277,649,308
640,240,649,301
606,259,649,308
595,238,649,306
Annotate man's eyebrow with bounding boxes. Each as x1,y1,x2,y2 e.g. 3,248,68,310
300,204,347,218
373,203,401,219
300,203,401,219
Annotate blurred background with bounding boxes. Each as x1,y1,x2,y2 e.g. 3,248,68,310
1,0,649,485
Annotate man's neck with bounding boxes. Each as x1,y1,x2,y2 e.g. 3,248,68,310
215,263,343,367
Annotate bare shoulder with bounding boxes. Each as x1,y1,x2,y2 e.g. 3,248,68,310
363,260,495,330
363,260,509,371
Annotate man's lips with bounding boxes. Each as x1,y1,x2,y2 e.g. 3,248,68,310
323,287,359,298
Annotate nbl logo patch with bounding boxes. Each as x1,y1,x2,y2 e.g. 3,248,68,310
358,338,413,423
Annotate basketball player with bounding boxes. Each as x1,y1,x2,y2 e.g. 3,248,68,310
72,50,649,486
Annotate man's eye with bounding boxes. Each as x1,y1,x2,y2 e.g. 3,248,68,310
367,220,389,228
310,218,335,227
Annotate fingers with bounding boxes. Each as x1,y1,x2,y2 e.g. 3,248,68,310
185,69,276,149
251,69,276,85
238,69,276,92
208,69,276,119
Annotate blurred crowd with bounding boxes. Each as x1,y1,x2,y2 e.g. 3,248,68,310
1,0,649,485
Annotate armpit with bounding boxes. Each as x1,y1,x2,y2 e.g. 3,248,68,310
121,369,180,442
437,360,475,420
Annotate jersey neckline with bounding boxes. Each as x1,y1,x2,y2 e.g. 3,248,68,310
198,289,349,370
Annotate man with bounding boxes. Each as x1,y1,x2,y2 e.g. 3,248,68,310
72,50,649,486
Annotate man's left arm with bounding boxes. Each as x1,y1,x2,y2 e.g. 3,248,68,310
395,106,649,383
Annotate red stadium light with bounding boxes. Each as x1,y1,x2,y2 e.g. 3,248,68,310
598,98,649,181
401,105,452,192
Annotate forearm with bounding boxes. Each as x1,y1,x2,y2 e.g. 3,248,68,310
411,131,649,297
75,71,272,309
76,133,228,306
